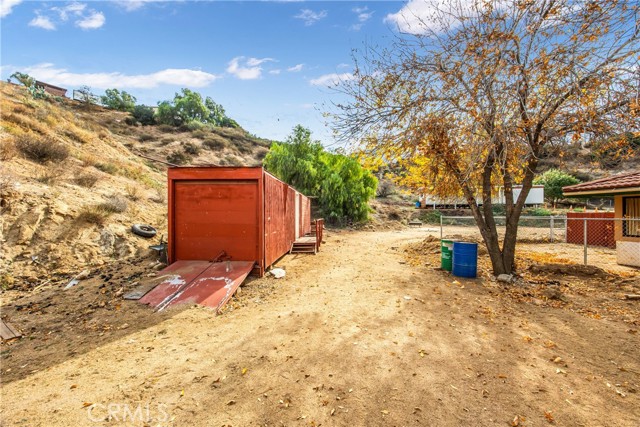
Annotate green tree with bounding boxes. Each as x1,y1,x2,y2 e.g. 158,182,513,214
156,89,238,127
534,169,579,207
131,105,156,125
101,89,137,112
264,125,377,223
264,125,324,195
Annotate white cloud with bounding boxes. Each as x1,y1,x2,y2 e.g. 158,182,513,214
114,0,180,12
28,15,56,30
53,2,86,21
294,9,327,26
351,6,373,31
28,2,105,31
227,56,274,80
16,63,219,89
1,0,23,18
385,0,479,35
75,10,105,29
337,63,351,69
287,63,304,72
309,72,354,87
246,57,275,67
269,69,282,75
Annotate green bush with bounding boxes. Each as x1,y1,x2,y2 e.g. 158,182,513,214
95,162,119,175
183,142,201,155
131,105,156,126
167,150,191,165
419,210,443,224
202,137,227,150
533,169,579,206
525,207,552,216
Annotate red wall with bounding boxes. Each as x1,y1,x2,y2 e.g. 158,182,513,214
566,212,615,249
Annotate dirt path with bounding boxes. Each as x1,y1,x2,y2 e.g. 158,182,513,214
1,229,639,426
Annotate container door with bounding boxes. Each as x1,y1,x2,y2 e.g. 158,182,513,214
173,180,259,262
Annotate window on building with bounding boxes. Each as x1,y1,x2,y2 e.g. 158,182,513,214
623,196,640,237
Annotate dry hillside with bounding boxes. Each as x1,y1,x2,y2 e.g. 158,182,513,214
0,82,271,290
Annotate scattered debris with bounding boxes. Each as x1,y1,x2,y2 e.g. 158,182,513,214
63,269,91,290
270,268,286,279
0,319,21,340
497,274,513,283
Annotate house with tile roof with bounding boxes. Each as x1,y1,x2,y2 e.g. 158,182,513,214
563,171,640,267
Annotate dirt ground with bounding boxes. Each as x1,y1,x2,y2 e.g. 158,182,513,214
1,228,639,426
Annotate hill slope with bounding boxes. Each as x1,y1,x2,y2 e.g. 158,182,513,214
0,82,270,289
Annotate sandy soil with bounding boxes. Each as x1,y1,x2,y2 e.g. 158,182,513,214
1,228,639,426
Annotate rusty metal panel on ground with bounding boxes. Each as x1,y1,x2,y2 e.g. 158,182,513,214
158,261,253,311
139,260,213,308
139,260,253,312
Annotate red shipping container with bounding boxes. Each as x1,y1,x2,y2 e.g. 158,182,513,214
167,166,311,276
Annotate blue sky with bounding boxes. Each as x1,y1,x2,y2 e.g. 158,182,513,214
0,0,419,145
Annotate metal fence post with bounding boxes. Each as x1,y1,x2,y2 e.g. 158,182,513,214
440,215,443,240
583,218,588,265
550,216,555,242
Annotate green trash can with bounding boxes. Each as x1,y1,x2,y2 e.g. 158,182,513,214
441,239,453,271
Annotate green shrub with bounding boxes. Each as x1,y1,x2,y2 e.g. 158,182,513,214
167,150,191,165
131,105,156,126
202,137,228,150
183,142,201,155
526,207,552,216
419,209,442,224
77,205,112,225
15,135,70,163
95,162,119,175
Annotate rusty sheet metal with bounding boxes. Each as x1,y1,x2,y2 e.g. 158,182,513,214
139,260,212,307
157,261,254,312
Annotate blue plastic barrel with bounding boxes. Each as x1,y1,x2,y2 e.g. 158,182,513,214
452,241,478,278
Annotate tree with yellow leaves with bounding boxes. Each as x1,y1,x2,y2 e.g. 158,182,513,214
334,0,639,275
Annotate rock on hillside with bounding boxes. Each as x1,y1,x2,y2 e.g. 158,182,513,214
0,82,270,290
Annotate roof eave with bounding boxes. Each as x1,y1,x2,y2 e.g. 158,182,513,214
563,187,640,197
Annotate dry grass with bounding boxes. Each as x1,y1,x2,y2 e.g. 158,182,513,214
77,205,112,225
3,112,50,135
15,134,70,163
95,162,119,175
64,125,95,145
202,135,228,150
125,184,142,201
0,139,17,161
36,166,65,185
100,194,128,213
150,187,166,204
74,172,100,188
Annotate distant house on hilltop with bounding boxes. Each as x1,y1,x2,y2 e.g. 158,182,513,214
35,80,67,97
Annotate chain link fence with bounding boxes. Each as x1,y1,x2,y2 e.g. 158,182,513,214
439,215,640,269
